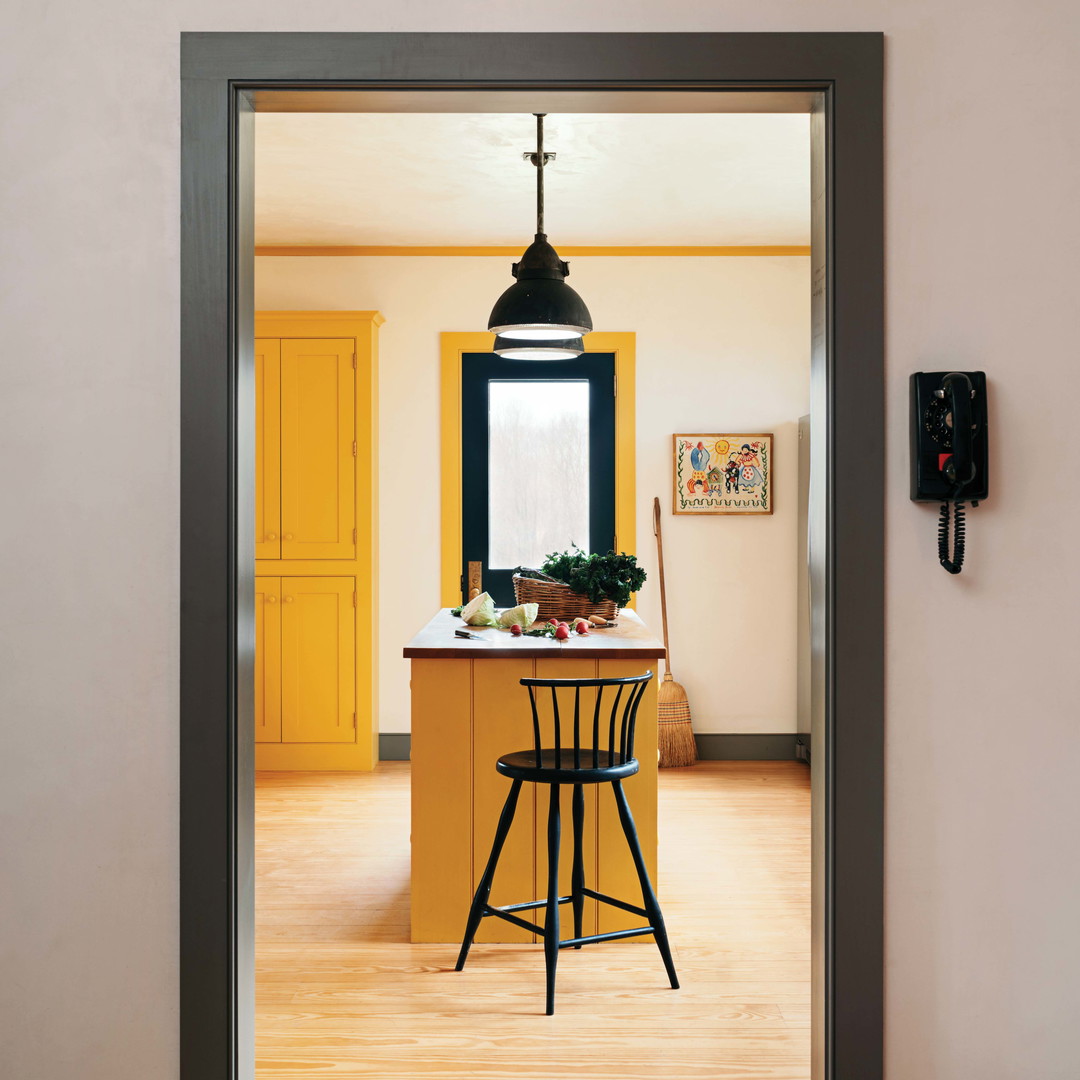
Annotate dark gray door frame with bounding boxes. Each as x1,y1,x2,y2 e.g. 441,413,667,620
180,31,883,1080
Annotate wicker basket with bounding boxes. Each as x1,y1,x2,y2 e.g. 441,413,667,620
512,574,618,624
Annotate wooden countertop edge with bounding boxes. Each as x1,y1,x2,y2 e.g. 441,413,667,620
404,645,667,660
403,608,666,660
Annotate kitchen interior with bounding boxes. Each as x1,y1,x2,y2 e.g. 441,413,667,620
252,102,813,1077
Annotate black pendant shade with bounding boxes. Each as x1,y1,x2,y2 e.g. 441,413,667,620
487,115,592,354
488,235,592,339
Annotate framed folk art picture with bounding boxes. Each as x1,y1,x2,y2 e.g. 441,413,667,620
672,434,774,515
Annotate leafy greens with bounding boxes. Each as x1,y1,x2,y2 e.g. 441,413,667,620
540,546,646,609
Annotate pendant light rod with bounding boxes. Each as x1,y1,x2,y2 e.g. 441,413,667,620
524,113,555,234
535,112,545,236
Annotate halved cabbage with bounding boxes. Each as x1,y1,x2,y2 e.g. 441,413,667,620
460,591,499,627
498,603,539,629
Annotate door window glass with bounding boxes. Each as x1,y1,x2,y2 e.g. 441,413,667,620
487,381,590,569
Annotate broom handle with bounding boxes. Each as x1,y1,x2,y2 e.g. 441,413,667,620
652,497,672,678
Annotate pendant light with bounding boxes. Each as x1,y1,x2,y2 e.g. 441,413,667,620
489,114,592,360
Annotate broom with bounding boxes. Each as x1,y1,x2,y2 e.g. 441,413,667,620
653,497,698,768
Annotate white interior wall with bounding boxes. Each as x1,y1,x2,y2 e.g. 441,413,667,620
255,254,811,736
3,5,1079,1080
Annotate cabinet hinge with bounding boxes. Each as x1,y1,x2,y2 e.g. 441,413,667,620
353,591,357,608
613,373,617,397
352,352,357,369
352,527,358,544
352,440,357,457
353,712,357,727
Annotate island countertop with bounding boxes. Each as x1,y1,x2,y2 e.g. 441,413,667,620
403,608,666,661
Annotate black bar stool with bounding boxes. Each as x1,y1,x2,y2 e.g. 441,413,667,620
454,671,679,1014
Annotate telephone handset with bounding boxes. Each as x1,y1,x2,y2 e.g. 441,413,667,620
910,371,988,574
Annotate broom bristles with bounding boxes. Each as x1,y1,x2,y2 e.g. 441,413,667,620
657,674,697,768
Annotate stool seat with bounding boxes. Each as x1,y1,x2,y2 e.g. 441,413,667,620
497,748,640,784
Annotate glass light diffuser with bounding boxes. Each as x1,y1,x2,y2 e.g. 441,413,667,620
493,333,584,360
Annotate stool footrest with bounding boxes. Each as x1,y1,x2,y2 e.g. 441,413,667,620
492,896,572,915
558,926,656,949
482,905,544,936
480,895,573,936
581,887,649,920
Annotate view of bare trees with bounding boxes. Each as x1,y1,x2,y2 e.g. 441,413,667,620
487,380,590,568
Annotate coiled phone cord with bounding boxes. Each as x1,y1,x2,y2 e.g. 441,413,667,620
937,487,966,575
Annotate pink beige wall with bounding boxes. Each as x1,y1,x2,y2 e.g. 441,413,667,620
2,6,1078,1080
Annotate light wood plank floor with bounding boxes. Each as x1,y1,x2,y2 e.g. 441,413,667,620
256,761,810,1079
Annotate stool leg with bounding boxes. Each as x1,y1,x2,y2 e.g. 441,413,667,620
571,783,585,948
544,782,562,1014
455,779,522,972
611,780,680,990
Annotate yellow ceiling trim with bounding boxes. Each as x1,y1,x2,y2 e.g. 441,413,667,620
255,244,811,257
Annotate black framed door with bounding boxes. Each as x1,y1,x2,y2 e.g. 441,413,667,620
461,352,616,606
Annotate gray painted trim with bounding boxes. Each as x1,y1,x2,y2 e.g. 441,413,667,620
181,30,884,1080
180,77,253,1080
378,734,412,761
695,734,801,761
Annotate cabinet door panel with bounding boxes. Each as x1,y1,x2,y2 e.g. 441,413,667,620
255,340,281,560
280,577,355,744
280,339,355,560
255,577,281,742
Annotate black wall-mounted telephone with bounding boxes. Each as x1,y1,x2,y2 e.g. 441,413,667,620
910,371,989,574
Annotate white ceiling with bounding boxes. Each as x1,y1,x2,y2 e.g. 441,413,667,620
254,112,811,247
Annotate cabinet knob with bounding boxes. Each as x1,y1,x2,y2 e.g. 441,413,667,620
284,596,294,603
284,533,294,541
266,533,277,541
266,595,277,604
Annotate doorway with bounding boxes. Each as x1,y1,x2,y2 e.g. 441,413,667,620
180,31,883,1080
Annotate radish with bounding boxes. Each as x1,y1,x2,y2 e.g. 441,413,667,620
510,624,522,636
554,624,571,640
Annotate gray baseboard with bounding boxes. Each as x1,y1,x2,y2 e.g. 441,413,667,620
695,733,804,761
378,733,412,761
380,732,807,762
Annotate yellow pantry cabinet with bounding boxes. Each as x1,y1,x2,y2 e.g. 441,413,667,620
254,312,382,770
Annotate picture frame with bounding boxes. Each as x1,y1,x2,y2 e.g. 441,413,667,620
672,434,774,515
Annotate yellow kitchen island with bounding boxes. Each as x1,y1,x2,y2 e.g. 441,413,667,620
404,608,665,943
